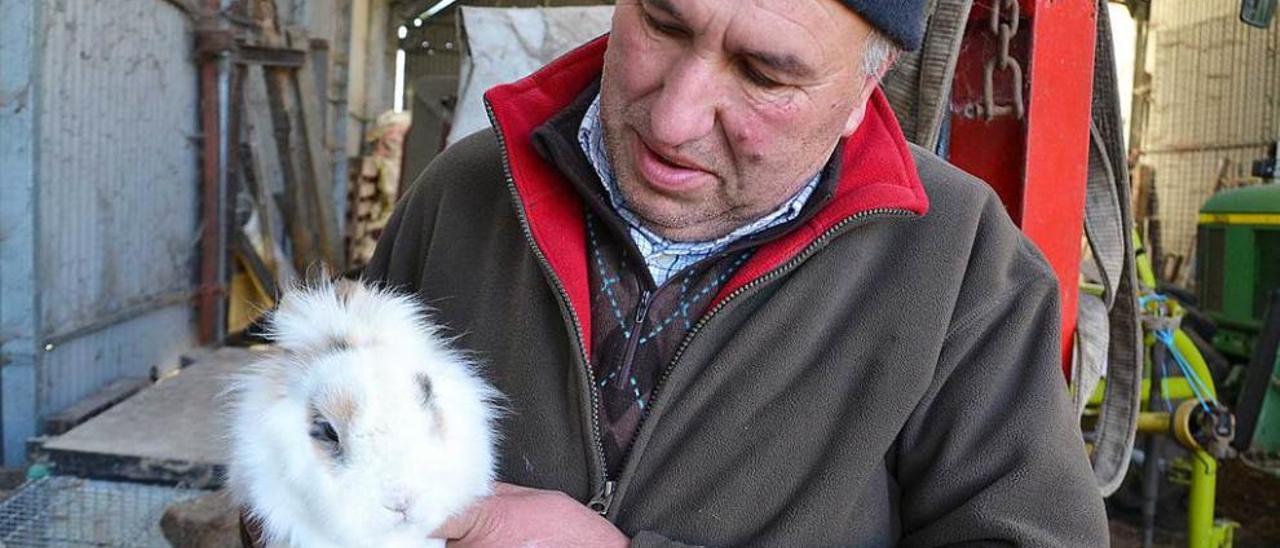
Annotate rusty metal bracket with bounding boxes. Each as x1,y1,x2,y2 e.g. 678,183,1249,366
194,14,306,67
194,16,234,60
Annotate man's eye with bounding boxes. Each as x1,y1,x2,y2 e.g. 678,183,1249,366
642,12,683,37
741,63,783,89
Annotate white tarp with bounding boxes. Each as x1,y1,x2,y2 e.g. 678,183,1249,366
449,6,614,145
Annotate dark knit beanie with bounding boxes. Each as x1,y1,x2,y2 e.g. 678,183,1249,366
841,0,928,52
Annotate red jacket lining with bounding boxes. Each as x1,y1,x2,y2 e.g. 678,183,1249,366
484,35,930,361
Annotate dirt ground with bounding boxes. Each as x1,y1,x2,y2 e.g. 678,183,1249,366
1110,459,1280,547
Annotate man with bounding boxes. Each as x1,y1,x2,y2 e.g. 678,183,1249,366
368,0,1109,545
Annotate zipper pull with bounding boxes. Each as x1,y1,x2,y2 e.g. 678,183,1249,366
634,290,652,324
587,480,617,516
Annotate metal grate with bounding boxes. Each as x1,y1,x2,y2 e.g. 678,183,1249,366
1197,226,1226,313
0,476,204,547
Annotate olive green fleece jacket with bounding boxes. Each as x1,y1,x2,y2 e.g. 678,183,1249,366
365,37,1107,548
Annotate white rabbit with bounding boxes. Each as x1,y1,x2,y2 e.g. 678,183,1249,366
225,279,501,548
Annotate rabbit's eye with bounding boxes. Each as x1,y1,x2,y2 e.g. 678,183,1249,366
309,419,340,446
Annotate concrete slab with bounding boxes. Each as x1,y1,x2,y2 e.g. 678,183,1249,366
35,347,258,488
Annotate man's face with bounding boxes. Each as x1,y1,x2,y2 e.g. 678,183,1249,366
599,0,881,241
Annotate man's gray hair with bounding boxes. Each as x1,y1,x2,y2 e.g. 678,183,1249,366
862,30,902,80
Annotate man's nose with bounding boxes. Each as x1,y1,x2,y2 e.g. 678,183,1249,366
648,54,719,147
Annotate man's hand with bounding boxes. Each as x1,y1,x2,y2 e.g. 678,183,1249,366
436,482,630,548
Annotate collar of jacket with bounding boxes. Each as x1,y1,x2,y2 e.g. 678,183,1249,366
483,35,930,361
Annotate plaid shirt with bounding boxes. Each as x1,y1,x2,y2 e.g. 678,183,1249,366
578,94,819,287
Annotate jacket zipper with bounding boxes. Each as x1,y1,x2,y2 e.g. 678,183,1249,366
485,101,612,507
606,207,916,518
589,293,653,515
587,479,617,514
487,99,917,520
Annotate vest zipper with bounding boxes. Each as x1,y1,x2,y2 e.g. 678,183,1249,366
615,289,653,390
486,101,611,509
606,207,916,518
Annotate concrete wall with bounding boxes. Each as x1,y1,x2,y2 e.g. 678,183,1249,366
0,0,395,465
1,0,199,465
0,0,44,467
36,0,201,416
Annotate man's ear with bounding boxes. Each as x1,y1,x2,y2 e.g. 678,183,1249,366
841,75,879,137
842,104,866,136
842,54,899,137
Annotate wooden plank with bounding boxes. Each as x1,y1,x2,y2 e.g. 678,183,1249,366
237,145,278,274
237,134,282,279
291,29,342,267
262,68,322,274
233,228,280,300
237,66,293,282
1132,164,1153,227
235,41,308,68
251,0,324,274
33,348,254,488
43,377,152,436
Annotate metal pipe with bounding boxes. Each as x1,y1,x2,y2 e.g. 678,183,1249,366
1187,451,1218,548
197,0,225,345
41,290,196,349
1141,139,1275,155
1139,434,1162,548
332,0,354,250
1135,412,1172,434
1141,342,1169,548
216,13,231,344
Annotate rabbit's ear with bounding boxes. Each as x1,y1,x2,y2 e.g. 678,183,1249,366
302,263,335,287
333,278,369,305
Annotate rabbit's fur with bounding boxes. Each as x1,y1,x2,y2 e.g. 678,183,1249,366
226,280,500,547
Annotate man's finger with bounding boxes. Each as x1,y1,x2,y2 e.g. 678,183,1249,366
434,483,534,540
492,482,535,495
433,503,481,540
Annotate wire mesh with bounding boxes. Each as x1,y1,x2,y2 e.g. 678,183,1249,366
1141,1,1280,285
0,476,204,548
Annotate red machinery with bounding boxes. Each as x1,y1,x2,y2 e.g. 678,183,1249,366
947,0,1098,374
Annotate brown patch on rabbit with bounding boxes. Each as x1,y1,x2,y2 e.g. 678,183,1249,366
307,391,357,463
325,393,358,427
415,374,448,438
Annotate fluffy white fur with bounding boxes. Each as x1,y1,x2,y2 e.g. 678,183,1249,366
225,280,500,548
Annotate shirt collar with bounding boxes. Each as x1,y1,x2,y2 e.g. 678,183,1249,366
577,93,820,258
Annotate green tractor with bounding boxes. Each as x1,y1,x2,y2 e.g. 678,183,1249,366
1194,182,1280,459
1196,183,1280,361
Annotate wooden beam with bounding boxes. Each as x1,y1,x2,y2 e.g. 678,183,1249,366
292,29,343,266
251,0,327,272
235,42,308,68
232,228,280,300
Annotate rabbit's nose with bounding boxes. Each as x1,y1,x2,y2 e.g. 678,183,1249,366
384,495,414,520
